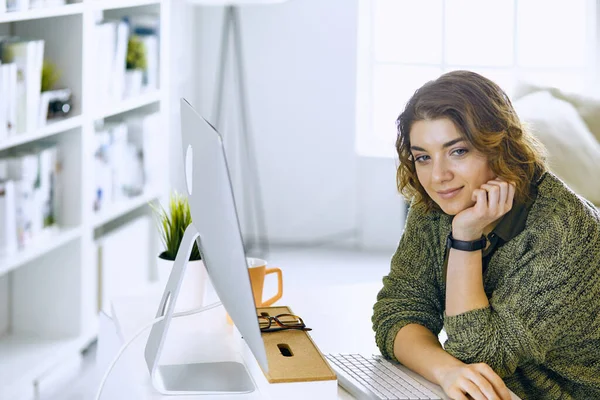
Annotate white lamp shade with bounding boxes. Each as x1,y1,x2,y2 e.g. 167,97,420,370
187,0,287,5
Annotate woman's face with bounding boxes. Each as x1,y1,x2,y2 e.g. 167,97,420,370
409,118,496,215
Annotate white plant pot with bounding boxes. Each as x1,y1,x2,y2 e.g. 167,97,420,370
157,256,207,313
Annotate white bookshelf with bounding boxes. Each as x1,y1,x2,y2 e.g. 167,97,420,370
90,0,162,11
0,3,84,23
94,88,161,119
93,185,162,228
0,1,171,398
0,227,82,275
0,115,82,151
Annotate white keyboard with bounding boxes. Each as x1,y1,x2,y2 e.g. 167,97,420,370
325,354,442,400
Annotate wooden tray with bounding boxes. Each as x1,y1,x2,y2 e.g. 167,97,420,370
256,306,337,384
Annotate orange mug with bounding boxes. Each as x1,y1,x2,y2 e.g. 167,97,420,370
227,257,283,325
247,257,283,307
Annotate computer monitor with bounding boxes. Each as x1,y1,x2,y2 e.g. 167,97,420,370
143,98,268,395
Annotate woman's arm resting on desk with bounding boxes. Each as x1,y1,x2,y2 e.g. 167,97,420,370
394,323,511,400
373,204,510,400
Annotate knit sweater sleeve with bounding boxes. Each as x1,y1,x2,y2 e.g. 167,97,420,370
443,208,600,377
372,203,444,362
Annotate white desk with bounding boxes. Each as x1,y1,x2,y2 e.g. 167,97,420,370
97,266,525,400
97,279,389,400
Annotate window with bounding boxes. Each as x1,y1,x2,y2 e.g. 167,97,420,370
356,0,598,157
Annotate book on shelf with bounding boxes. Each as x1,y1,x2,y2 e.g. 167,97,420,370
127,111,162,188
0,180,17,256
3,0,66,12
29,0,66,9
0,143,60,252
0,37,44,136
0,62,18,140
93,120,145,213
5,0,30,12
128,14,160,90
93,20,130,109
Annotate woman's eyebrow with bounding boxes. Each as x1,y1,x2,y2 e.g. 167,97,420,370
410,138,466,152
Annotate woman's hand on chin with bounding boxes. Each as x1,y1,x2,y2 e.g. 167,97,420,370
452,179,516,240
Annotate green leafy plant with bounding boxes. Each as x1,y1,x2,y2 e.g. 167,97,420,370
126,36,147,70
152,192,201,261
41,60,61,92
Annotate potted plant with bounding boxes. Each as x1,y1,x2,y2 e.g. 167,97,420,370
125,35,146,98
153,191,207,312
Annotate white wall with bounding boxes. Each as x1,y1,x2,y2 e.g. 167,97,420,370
184,0,406,252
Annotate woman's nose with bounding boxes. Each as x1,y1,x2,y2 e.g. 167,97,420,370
431,159,451,183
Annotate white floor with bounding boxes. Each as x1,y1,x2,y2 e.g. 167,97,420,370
39,246,393,400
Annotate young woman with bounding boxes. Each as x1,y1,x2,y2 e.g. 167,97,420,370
372,70,600,400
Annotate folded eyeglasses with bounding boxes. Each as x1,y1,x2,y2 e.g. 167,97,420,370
257,313,312,333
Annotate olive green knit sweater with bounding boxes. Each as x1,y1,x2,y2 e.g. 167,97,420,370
372,172,600,399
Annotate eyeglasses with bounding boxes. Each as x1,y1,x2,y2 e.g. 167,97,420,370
257,313,312,333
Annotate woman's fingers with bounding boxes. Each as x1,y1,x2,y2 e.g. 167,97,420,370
475,364,512,400
441,364,508,400
507,182,516,207
459,378,488,400
472,189,488,215
447,389,469,400
485,180,508,208
480,184,501,214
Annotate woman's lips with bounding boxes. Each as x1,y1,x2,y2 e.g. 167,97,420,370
437,187,463,199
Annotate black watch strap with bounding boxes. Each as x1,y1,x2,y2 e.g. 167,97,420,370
446,233,487,252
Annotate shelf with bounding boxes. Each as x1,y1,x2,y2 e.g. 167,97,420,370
0,116,82,152
0,227,82,277
0,3,84,23
0,329,97,399
94,90,161,120
93,187,160,228
88,0,162,10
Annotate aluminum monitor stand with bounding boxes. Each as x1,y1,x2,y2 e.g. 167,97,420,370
143,224,255,395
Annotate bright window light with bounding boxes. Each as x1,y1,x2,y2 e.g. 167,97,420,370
356,0,597,157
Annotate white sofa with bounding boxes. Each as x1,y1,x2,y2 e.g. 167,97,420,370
513,83,600,209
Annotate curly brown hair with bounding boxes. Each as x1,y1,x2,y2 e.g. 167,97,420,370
396,70,547,213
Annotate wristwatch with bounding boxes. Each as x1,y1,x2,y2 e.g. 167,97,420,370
446,233,487,252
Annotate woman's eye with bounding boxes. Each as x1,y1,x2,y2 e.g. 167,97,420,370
414,155,430,163
452,148,468,156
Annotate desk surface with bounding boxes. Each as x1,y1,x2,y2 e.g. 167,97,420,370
101,280,384,400
98,253,519,400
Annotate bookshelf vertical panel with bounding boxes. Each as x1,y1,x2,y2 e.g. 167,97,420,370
13,14,84,117
11,239,81,337
54,128,83,228
0,274,9,336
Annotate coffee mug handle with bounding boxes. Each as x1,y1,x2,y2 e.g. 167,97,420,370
262,267,283,307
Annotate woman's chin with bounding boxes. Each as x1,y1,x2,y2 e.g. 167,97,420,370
437,200,468,216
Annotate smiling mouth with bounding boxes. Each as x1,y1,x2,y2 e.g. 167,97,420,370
437,187,463,199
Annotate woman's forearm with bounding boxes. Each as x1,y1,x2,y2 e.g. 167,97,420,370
445,247,489,316
393,323,465,385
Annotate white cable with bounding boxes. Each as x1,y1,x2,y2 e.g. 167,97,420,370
94,301,223,400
